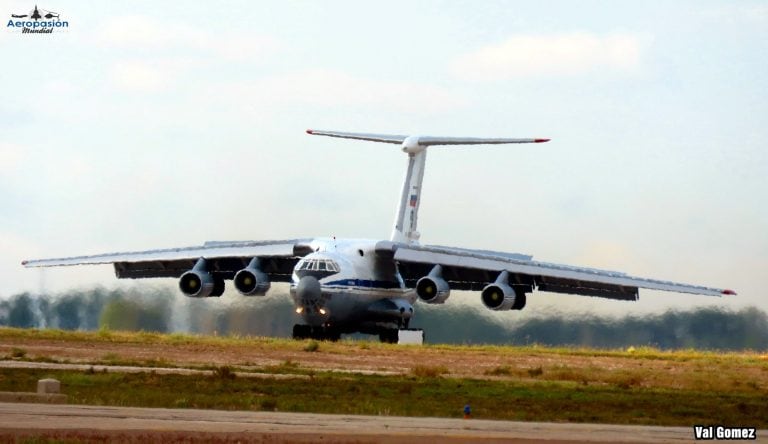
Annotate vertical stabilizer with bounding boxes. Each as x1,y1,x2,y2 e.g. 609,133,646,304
391,150,427,244
305,129,549,245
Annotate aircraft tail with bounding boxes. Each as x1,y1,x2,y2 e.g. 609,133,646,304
306,129,549,244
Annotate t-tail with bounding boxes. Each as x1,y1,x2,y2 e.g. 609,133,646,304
306,129,550,244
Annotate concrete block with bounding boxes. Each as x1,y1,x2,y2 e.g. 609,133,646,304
37,378,60,394
397,329,424,345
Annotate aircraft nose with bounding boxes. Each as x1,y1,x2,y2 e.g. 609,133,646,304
296,275,321,300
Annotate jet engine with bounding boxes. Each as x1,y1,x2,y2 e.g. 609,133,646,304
179,259,224,297
481,271,526,310
481,282,517,311
416,265,450,304
234,258,270,296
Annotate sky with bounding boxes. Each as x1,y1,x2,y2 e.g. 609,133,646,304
1,0,766,317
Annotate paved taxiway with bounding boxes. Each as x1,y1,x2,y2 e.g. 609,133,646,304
0,402,716,443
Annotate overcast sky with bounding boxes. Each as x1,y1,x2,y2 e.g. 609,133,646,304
1,1,766,316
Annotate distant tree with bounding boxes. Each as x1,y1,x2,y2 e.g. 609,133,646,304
2,286,766,350
53,296,81,330
411,303,509,345
8,293,36,328
82,288,111,330
99,298,168,332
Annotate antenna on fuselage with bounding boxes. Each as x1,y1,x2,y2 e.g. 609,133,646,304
306,129,549,245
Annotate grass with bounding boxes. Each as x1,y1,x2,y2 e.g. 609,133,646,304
4,326,765,362
3,327,767,367
0,367,765,426
303,340,320,352
9,347,27,358
1,327,767,427
410,365,449,377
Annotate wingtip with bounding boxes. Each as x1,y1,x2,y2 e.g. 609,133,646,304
306,129,314,135
21,260,28,266
535,138,551,143
722,289,737,296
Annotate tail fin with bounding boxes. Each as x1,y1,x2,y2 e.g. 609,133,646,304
306,129,549,244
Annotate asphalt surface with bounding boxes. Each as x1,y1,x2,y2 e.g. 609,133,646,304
0,402,716,443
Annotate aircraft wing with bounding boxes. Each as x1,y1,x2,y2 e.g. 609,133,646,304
22,239,315,282
376,242,734,300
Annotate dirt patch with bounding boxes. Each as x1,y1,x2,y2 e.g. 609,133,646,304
1,335,766,393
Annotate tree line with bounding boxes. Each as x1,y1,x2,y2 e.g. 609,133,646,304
1,287,766,350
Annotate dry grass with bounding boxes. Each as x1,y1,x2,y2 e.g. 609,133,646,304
410,365,449,377
1,327,767,426
1,327,766,394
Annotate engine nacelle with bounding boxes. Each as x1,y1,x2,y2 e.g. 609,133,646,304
179,259,223,298
416,265,450,304
179,270,216,297
416,276,450,303
481,283,517,311
234,258,270,296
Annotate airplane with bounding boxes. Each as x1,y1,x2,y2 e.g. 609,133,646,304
30,5,41,21
22,129,736,343
12,5,58,20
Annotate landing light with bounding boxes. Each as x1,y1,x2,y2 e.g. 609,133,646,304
295,307,304,314
319,308,327,315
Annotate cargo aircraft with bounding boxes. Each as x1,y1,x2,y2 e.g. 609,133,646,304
23,129,735,343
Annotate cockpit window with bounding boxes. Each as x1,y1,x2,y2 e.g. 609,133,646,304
297,258,340,273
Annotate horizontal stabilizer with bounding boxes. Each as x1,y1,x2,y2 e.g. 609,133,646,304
306,129,549,146
306,129,406,144
416,136,549,145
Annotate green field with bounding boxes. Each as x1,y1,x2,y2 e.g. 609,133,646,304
1,328,766,427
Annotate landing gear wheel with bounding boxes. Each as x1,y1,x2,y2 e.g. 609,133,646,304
312,326,340,341
321,328,341,342
378,329,398,344
292,324,311,340
294,325,340,341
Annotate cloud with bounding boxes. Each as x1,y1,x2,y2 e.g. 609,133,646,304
97,15,280,61
218,69,467,113
100,15,282,93
98,15,194,49
108,58,202,93
452,33,646,81
698,5,768,24
572,240,644,274
0,142,24,173
109,60,169,92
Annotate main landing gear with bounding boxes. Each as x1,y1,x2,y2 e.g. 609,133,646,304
292,325,425,344
378,328,399,343
292,324,341,341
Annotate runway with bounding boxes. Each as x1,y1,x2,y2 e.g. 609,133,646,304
0,402,706,443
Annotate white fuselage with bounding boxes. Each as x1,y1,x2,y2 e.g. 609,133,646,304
288,238,415,329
